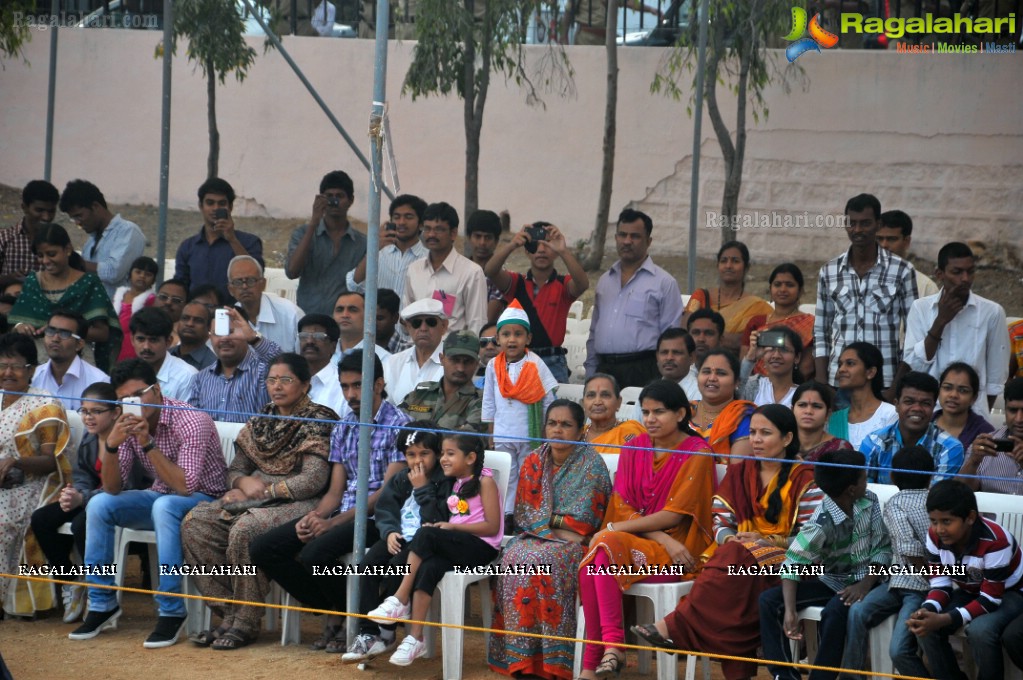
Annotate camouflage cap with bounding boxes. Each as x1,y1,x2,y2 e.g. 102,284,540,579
443,330,480,359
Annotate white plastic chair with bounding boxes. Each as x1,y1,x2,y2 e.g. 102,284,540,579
214,421,245,466
569,300,584,321
65,410,85,458
430,449,512,680
600,453,619,478
555,383,585,404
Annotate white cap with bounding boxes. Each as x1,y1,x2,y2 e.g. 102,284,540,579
400,298,447,321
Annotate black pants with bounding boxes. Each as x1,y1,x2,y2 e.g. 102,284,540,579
407,526,498,595
30,502,86,571
596,355,659,389
357,536,410,636
250,516,378,613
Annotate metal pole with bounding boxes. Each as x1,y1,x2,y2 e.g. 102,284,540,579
239,0,393,198
44,0,59,182
686,0,709,294
349,0,389,645
156,0,173,283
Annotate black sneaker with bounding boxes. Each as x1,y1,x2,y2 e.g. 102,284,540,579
143,615,187,649
68,607,121,640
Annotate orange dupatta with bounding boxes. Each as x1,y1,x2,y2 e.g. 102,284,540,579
692,399,754,463
494,352,546,404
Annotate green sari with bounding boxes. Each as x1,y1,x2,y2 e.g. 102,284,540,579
9,272,121,372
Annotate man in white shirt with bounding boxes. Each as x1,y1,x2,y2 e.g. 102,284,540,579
903,241,1008,414
228,255,304,353
59,179,147,298
32,310,109,410
347,194,429,301
310,0,336,35
383,299,447,405
129,307,198,402
330,291,392,364
632,328,700,421
299,313,345,415
878,210,940,299
401,202,487,333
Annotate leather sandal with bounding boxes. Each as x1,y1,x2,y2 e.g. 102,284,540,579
630,623,676,650
211,627,256,650
595,650,624,678
190,623,231,647
311,622,344,651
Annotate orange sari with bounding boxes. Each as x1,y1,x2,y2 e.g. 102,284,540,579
691,400,755,464
584,419,646,455
580,433,715,590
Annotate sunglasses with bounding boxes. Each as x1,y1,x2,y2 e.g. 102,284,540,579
408,317,440,329
157,292,186,305
298,332,330,342
44,326,82,341
479,336,498,347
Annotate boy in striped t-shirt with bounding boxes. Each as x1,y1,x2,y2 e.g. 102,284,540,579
907,479,1023,679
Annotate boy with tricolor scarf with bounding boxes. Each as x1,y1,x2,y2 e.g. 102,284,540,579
481,299,557,533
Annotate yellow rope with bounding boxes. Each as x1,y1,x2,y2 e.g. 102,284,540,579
2,572,926,679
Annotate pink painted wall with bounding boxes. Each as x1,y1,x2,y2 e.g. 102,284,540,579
0,30,1019,262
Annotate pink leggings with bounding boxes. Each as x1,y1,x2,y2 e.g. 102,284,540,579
578,551,677,670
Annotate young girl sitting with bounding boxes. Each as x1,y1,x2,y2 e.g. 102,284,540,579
367,433,504,666
113,256,158,361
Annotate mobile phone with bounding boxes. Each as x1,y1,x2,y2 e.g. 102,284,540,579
123,397,142,418
993,438,1015,452
385,222,397,232
214,308,230,336
214,208,229,220
758,330,787,348
524,222,550,254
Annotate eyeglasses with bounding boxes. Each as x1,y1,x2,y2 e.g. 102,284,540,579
266,376,298,386
479,337,498,347
77,407,113,417
229,277,263,289
0,362,32,372
157,293,186,305
44,326,82,341
298,332,330,342
121,383,157,400
408,317,440,329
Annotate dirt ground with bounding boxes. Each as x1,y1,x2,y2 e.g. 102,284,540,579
2,182,1020,317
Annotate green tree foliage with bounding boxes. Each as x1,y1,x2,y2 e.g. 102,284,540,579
1,0,37,63
653,0,806,244
163,0,271,178
403,0,572,220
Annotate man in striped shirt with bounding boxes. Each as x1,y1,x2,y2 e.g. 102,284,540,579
759,449,892,680
908,480,1023,679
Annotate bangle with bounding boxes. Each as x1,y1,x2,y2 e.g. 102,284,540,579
104,440,119,455
606,522,616,532
141,440,157,454
927,330,941,343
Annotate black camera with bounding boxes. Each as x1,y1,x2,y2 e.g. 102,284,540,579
326,197,341,208
524,222,550,254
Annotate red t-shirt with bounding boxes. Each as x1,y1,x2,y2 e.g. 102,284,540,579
502,270,576,348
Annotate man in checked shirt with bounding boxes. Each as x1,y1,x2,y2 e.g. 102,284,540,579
69,359,227,648
815,194,918,400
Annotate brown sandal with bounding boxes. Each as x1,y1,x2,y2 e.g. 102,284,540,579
211,627,256,650
595,650,624,678
190,623,231,647
311,622,344,651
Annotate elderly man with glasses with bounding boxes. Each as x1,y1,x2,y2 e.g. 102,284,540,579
31,308,109,410
69,359,227,649
383,299,448,405
228,255,304,353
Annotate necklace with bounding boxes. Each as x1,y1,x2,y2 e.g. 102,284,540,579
586,420,620,440
695,402,725,427
799,431,827,453
717,284,745,310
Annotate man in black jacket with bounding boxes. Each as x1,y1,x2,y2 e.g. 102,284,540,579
343,421,453,663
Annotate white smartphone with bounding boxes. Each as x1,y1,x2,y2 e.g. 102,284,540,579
214,308,230,336
123,396,142,418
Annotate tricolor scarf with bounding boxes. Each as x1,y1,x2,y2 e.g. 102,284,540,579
494,351,546,445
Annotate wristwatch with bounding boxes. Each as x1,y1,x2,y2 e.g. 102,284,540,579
104,440,119,455
247,332,262,346
141,440,157,454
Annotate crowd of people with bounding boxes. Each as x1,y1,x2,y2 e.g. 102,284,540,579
1,175,1022,680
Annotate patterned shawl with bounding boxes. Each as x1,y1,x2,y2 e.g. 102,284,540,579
514,443,612,539
234,395,337,475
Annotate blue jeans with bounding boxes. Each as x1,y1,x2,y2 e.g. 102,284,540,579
760,579,853,680
540,353,569,383
84,489,212,617
843,585,927,679
916,589,1023,680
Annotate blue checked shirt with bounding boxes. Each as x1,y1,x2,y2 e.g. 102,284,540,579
783,490,892,592
860,421,964,485
328,400,411,512
814,247,918,386
188,337,282,423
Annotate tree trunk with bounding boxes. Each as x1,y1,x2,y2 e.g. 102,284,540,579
206,56,219,179
462,0,482,226
581,0,618,272
703,20,735,246
721,45,752,244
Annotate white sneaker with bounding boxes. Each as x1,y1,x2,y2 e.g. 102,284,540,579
367,596,410,624
388,634,427,666
62,583,86,623
341,633,391,663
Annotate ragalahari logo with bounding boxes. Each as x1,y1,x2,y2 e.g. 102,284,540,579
783,7,840,62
